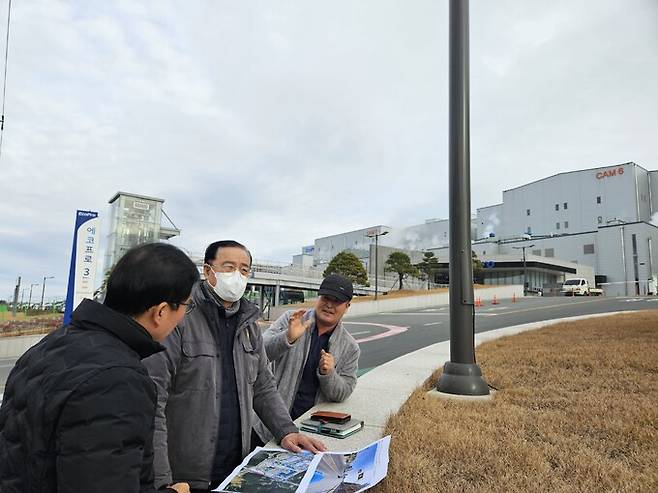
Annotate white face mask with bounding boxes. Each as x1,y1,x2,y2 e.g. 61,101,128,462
210,268,248,302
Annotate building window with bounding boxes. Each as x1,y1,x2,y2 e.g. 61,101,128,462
563,202,568,210
597,216,603,224
564,221,569,229
545,248,555,258
556,222,560,230
596,196,601,204
527,227,532,234
526,209,531,216
483,250,486,255
555,204,559,211
532,249,542,256
583,244,595,255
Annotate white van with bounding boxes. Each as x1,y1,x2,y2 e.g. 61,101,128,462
561,278,603,296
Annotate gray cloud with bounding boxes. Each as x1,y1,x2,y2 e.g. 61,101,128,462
0,0,656,300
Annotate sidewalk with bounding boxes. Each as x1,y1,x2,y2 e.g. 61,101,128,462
268,311,626,451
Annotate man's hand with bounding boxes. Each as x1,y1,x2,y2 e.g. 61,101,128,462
169,483,190,493
280,432,327,454
287,309,312,344
319,349,335,375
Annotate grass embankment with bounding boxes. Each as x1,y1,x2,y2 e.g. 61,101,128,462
374,311,658,493
0,312,62,337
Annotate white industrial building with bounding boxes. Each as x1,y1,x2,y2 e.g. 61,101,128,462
299,162,658,296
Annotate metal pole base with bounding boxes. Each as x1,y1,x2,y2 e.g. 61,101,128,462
436,361,490,396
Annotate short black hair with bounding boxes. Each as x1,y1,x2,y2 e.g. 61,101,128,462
204,240,252,266
104,242,200,316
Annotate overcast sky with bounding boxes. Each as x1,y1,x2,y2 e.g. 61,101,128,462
0,0,657,301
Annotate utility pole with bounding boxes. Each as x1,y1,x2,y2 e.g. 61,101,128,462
28,283,39,311
367,229,389,300
435,0,489,396
11,275,20,318
41,276,54,310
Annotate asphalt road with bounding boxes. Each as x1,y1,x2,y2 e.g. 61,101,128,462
1,295,657,390
341,295,658,374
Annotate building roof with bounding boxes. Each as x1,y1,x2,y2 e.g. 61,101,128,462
501,161,649,194
108,191,165,204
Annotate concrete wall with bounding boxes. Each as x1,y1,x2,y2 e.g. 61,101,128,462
650,171,658,217
499,163,640,239
314,226,391,266
476,204,503,239
597,222,658,296
268,285,523,320
0,334,46,359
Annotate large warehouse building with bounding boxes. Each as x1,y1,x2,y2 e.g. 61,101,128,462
298,162,658,296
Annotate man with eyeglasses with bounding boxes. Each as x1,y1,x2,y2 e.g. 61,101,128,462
0,242,199,493
252,274,360,445
144,240,325,493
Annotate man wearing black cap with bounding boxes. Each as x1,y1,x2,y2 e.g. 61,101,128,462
252,274,360,445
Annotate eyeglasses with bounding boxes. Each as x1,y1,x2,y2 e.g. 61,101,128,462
208,263,251,277
179,300,196,314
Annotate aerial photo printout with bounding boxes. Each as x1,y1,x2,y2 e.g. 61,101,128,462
214,437,391,493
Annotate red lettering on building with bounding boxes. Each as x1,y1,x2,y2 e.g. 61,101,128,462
596,167,625,179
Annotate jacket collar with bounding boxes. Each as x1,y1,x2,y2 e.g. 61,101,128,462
193,281,260,329
71,299,165,359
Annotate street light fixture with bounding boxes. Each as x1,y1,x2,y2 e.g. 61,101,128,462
512,244,534,295
366,229,389,300
41,276,55,310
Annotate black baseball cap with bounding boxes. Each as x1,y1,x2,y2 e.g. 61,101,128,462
318,274,353,303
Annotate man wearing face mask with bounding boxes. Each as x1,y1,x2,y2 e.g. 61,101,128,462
144,240,324,493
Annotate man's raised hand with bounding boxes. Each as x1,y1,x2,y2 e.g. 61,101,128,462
286,309,312,344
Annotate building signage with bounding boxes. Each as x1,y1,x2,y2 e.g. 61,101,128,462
596,167,624,179
63,210,101,324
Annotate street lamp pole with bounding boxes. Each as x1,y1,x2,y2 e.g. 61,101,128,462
41,276,55,310
28,283,39,311
435,0,489,396
367,230,389,300
512,244,534,295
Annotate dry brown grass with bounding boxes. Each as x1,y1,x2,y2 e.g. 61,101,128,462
374,311,658,493
0,313,62,337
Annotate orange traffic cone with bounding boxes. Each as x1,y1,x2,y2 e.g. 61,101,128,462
475,297,482,307
492,295,499,305
512,293,517,303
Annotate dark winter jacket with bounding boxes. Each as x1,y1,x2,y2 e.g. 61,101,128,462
0,299,169,493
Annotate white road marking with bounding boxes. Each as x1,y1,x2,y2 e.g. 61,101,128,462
379,312,448,316
348,330,372,336
344,322,409,343
423,322,442,326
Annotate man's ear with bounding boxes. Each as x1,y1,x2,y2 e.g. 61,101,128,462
155,302,169,321
134,304,165,333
